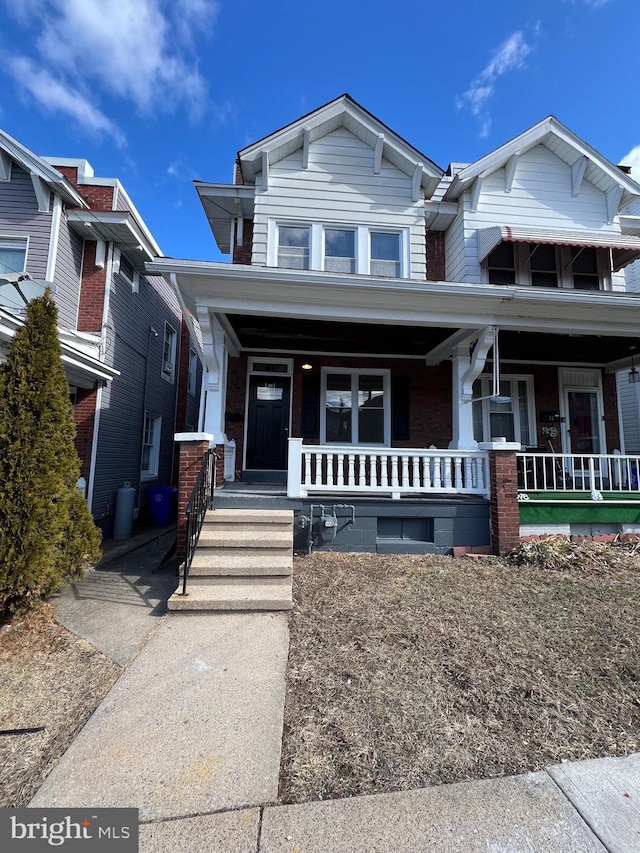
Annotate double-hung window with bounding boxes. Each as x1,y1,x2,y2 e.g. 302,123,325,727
0,237,28,275
141,414,162,479
322,369,389,445
472,376,535,446
370,232,401,277
273,222,407,277
486,242,606,290
162,323,177,382
324,228,355,273
277,225,310,269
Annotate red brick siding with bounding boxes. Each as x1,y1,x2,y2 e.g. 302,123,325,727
77,241,106,332
426,232,446,281
73,387,97,480
47,164,115,210
488,450,520,555
176,440,210,558
234,162,244,185
232,219,253,265
226,353,453,470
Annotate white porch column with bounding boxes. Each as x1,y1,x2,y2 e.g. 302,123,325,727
198,308,229,446
450,344,478,450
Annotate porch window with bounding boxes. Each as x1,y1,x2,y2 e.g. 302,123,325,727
473,376,534,446
322,369,389,444
324,228,355,273
277,225,310,269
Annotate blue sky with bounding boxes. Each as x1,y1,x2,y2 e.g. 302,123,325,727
1,0,639,263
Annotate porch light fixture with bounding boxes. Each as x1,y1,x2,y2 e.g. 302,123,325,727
301,363,313,370
629,347,640,384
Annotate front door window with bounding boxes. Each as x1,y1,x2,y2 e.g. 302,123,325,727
567,390,601,454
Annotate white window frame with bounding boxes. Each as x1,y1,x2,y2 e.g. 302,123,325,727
141,413,162,480
0,235,29,275
188,348,198,396
320,367,391,446
484,242,611,291
162,322,177,383
269,220,409,278
473,374,536,446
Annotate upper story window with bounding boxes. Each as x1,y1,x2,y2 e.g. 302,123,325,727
325,228,355,273
162,322,177,383
370,232,401,278
0,237,28,275
272,221,407,277
571,247,600,290
486,242,609,290
277,225,310,269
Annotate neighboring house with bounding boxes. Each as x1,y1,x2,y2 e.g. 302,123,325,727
0,131,201,537
152,95,640,553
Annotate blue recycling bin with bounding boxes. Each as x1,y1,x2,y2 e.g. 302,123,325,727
147,486,174,527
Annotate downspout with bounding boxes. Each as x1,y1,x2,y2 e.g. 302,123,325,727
86,241,114,512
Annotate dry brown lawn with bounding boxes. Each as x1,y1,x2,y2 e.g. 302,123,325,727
0,602,120,807
280,550,640,804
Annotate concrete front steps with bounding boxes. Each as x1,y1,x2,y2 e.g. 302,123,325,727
168,509,293,612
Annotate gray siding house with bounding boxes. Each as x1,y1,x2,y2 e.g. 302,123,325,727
0,131,202,537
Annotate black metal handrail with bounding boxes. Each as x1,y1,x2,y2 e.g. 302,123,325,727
181,448,217,595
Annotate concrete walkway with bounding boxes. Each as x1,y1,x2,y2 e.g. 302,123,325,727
29,528,640,851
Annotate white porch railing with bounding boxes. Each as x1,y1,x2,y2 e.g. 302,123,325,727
287,439,489,499
517,451,640,495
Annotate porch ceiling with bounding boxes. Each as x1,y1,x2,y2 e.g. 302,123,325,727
225,314,452,356
224,314,639,365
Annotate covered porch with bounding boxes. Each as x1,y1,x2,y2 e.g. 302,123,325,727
151,259,640,549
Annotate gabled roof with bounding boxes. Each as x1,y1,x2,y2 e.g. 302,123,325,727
0,129,87,209
237,94,444,199
444,116,640,212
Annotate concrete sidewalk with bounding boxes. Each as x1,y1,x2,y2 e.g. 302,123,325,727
28,527,640,851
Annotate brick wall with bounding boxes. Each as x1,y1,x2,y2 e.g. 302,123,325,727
173,320,191,484
487,450,520,555
48,164,115,210
77,241,106,332
225,353,453,471
232,219,253,265
176,439,224,558
426,231,446,281
73,387,97,480
602,371,620,451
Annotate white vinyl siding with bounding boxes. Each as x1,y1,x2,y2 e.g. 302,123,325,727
253,127,426,279
449,145,622,286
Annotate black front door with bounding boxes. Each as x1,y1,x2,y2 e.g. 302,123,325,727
246,376,290,469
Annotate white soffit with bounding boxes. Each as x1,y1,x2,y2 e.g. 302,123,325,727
477,225,640,271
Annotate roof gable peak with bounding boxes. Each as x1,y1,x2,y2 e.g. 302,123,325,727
238,94,443,198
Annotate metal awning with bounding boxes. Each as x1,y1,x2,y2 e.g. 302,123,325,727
477,225,640,271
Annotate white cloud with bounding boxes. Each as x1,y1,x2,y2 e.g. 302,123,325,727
2,0,219,141
457,31,534,137
620,146,640,181
565,0,612,7
8,56,126,147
